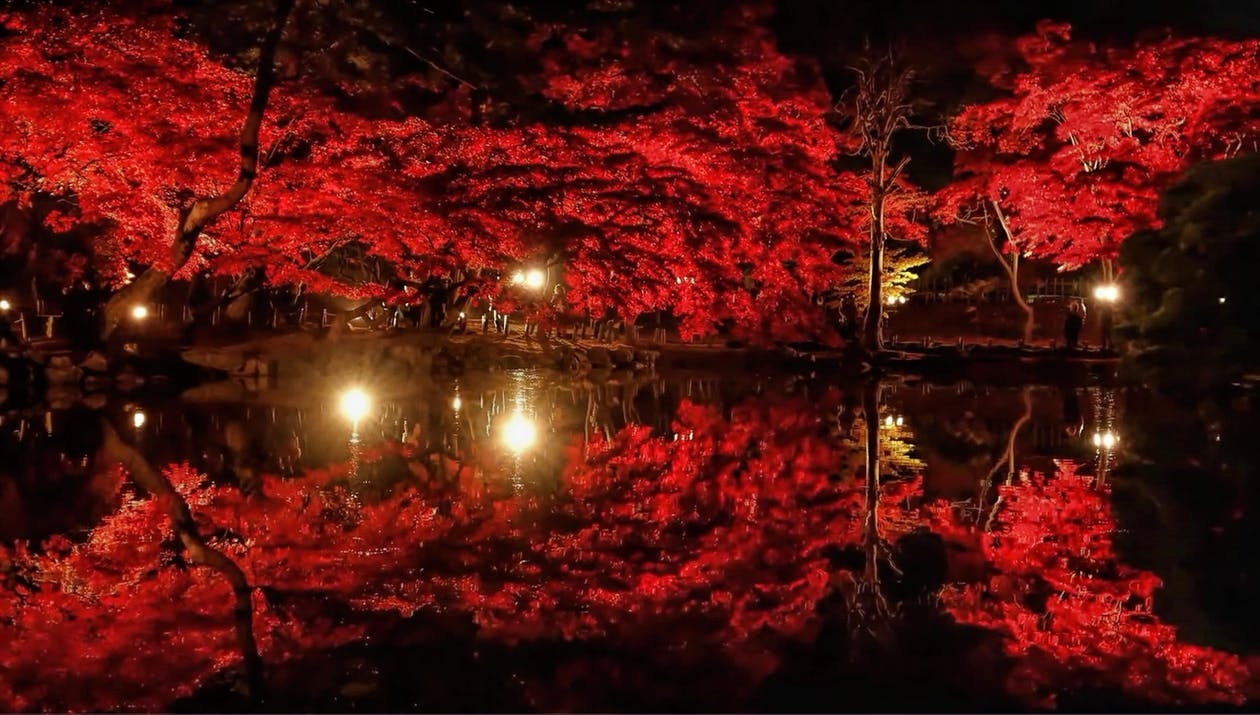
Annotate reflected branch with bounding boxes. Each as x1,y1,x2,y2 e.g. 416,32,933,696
98,420,263,698
979,386,1033,530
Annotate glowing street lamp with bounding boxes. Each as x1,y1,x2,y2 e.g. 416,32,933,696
132,410,146,429
510,270,526,285
524,268,546,290
1092,284,1119,303
130,305,150,320
0,299,10,312
451,395,462,412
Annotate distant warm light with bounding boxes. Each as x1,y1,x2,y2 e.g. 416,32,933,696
132,410,146,429
510,270,525,285
1092,431,1117,449
451,395,462,412
458,311,466,320
501,411,537,454
898,296,907,304
1093,284,1119,302
0,299,10,312
339,388,371,423
130,305,149,320
1219,297,1227,304
895,416,904,426
886,295,897,305
524,269,546,290
884,415,894,426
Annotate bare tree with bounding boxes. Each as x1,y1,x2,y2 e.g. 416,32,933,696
835,51,916,354
101,0,296,340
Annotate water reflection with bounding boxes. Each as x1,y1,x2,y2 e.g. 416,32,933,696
0,373,1255,712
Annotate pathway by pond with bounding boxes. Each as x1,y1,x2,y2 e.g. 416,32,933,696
0,369,1256,712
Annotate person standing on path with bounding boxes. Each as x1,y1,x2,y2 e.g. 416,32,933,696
1064,299,1086,350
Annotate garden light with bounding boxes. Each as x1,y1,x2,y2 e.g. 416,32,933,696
524,269,545,290
1092,284,1119,302
130,305,149,320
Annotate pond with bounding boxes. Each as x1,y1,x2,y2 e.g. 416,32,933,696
1,369,1257,712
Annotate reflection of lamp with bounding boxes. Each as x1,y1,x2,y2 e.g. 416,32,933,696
339,388,371,424
501,411,537,454
510,271,525,285
130,305,149,320
1092,430,1117,448
1092,284,1119,303
452,395,462,412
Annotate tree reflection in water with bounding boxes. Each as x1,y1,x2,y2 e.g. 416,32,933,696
0,374,1256,711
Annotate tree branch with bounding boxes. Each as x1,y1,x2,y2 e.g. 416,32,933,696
101,0,297,340
99,420,264,696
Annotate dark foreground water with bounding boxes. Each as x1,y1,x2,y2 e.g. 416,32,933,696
1,370,1257,712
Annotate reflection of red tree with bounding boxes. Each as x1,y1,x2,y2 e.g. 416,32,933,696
4,411,1256,711
931,461,1257,709
0,395,926,712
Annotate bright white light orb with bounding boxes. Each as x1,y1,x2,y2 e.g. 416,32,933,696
501,412,537,453
451,395,462,412
898,295,907,304
895,416,904,426
884,415,894,427
1092,431,1117,448
886,295,897,305
525,269,546,290
0,299,10,312
1093,284,1119,302
510,271,525,285
339,388,371,423
132,410,146,429
131,305,149,320
1219,297,1227,304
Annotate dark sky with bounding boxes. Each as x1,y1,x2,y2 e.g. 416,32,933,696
773,0,1260,45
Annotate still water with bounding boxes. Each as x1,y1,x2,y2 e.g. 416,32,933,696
1,370,1256,712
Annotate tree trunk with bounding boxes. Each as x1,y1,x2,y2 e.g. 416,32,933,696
989,201,1034,344
862,379,882,591
99,420,264,696
101,0,295,341
862,170,887,354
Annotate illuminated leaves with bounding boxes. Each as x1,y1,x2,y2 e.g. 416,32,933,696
943,23,1260,270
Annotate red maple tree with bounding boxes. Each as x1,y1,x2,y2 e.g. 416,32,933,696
928,460,1259,709
0,2,868,343
939,22,1260,273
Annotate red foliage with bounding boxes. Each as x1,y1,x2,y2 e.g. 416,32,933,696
939,23,1260,270
2,398,1257,711
929,461,1258,709
0,391,929,711
0,3,868,342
